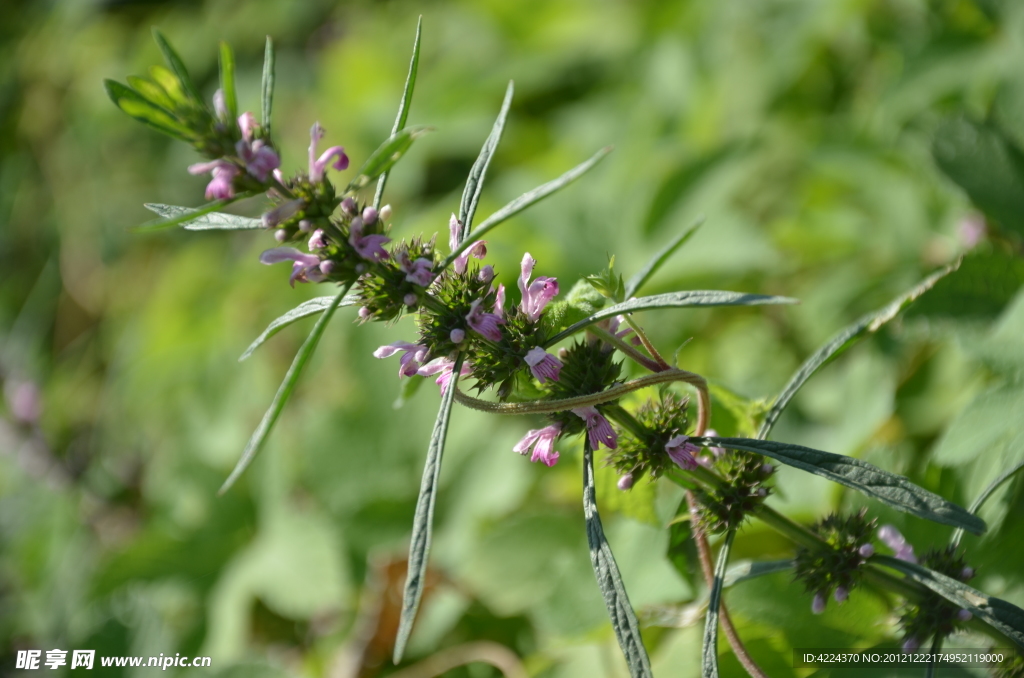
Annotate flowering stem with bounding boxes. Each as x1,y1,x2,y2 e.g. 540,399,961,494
587,325,662,372
603,404,647,439
621,315,671,371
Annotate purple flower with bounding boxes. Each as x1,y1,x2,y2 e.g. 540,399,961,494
454,240,487,275
448,213,464,252
513,424,562,467
450,329,466,344
665,434,700,470
518,253,559,321
858,543,875,559
308,122,349,183
398,251,434,286
348,218,390,262
902,637,919,653
833,587,848,604
308,229,328,250
238,111,258,140
478,265,494,283
259,247,325,286
494,284,506,319
418,358,472,395
617,473,634,491
524,346,561,383
811,593,826,615
571,406,617,450
236,139,280,182
373,341,429,378
262,199,305,228
878,525,917,564
466,298,504,342
188,159,239,200
4,379,41,424
961,567,974,581
956,609,972,622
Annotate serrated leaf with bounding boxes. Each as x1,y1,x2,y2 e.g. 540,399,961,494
104,80,193,141
874,555,1024,649
952,458,1024,547
124,75,177,112
262,36,275,135
759,262,958,440
374,17,422,210
544,290,798,347
219,287,349,495
625,215,705,299
346,127,430,193
446,146,612,267
583,443,654,678
239,294,360,361
143,203,262,231
219,41,238,119
457,81,514,239
394,355,464,663
702,529,735,678
704,437,986,534
152,28,202,104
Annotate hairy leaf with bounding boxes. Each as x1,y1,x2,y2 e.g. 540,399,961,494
347,127,431,192
219,41,238,119
239,294,359,361
703,529,736,678
544,290,798,347
624,215,705,299
394,355,464,663
458,81,514,238
704,437,985,534
219,287,349,494
583,443,654,678
152,29,202,104
104,80,192,141
262,36,275,135
758,262,958,440
375,17,422,210
143,203,262,231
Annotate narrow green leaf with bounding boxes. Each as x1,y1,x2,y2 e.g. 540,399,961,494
219,41,238,119
135,197,253,232
104,80,193,141
374,17,422,210
394,355,465,663
457,81,514,238
152,28,202,104
262,36,275,136
721,558,792,588
125,75,177,112
705,437,986,534
544,290,798,347
446,146,612,267
874,555,1024,650
239,294,359,362
624,215,705,299
758,262,959,440
702,529,736,678
143,203,262,231
148,65,191,106
583,443,654,678
218,286,349,495
347,127,431,192
952,458,1024,547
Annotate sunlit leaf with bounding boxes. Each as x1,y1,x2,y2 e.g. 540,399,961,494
239,294,360,361
346,127,431,192
219,41,238,119
458,81,514,238
262,36,275,135
104,80,192,141
152,28,202,104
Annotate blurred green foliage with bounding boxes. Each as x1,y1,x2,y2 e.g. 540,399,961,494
2,0,1023,676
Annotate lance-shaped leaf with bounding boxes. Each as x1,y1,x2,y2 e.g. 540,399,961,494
446,146,612,267
703,529,736,678
144,203,262,231
346,127,431,193
152,29,202,104
624,215,705,300
758,261,959,440
374,17,422,210
219,41,238,119
951,458,1024,547
219,287,349,495
104,80,193,141
239,294,359,362
457,81,514,239
583,443,654,678
125,75,178,113
394,355,464,663
261,36,275,135
544,291,798,347
874,555,1024,650
703,437,986,534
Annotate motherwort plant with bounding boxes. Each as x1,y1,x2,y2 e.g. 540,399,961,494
107,23,1024,678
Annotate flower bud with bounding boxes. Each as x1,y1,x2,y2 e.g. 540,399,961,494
341,197,358,216
362,206,378,224
961,567,974,580
380,204,392,222
275,229,288,242
355,263,367,274
298,219,313,232
956,609,972,622
405,294,419,307
761,463,774,475
478,265,495,283
902,637,919,653
319,260,336,275
309,230,327,250
811,593,826,615
358,306,372,319
833,586,848,603
450,328,466,343
858,543,875,559
617,473,634,491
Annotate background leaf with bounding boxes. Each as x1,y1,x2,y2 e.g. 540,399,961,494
104,80,193,140
219,41,238,119
152,28,202,104
261,36,275,134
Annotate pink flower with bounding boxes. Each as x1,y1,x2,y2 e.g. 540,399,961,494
454,240,487,274
259,247,325,287
448,213,464,251
374,341,429,378
524,346,561,383
513,424,562,466
466,298,504,342
213,88,229,120
665,434,700,470
494,284,506,319
607,315,642,346
571,406,617,450
878,525,917,563
308,122,349,183
238,111,258,140
418,358,472,395
188,159,239,200
348,217,390,262
236,138,280,182
398,251,434,286
308,229,328,250
518,253,559,321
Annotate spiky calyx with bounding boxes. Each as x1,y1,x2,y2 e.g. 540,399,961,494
794,509,876,605
358,237,436,322
542,340,622,436
899,546,976,647
609,391,691,482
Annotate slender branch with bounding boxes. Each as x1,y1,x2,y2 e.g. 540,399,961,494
622,315,671,370
588,325,662,372
386,641,529,678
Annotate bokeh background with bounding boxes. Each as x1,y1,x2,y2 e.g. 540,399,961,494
2,0,1023,676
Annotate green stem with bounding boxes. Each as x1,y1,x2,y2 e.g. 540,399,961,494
604,404,647,438
622,315,670,370
587,325,662,372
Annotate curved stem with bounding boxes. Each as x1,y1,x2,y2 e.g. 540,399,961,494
387,641,528,678
622,315,671,370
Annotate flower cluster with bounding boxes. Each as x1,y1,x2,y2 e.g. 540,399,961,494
609,391,695,486
896,543,976,651
793,510,876,615
691,448,774,534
